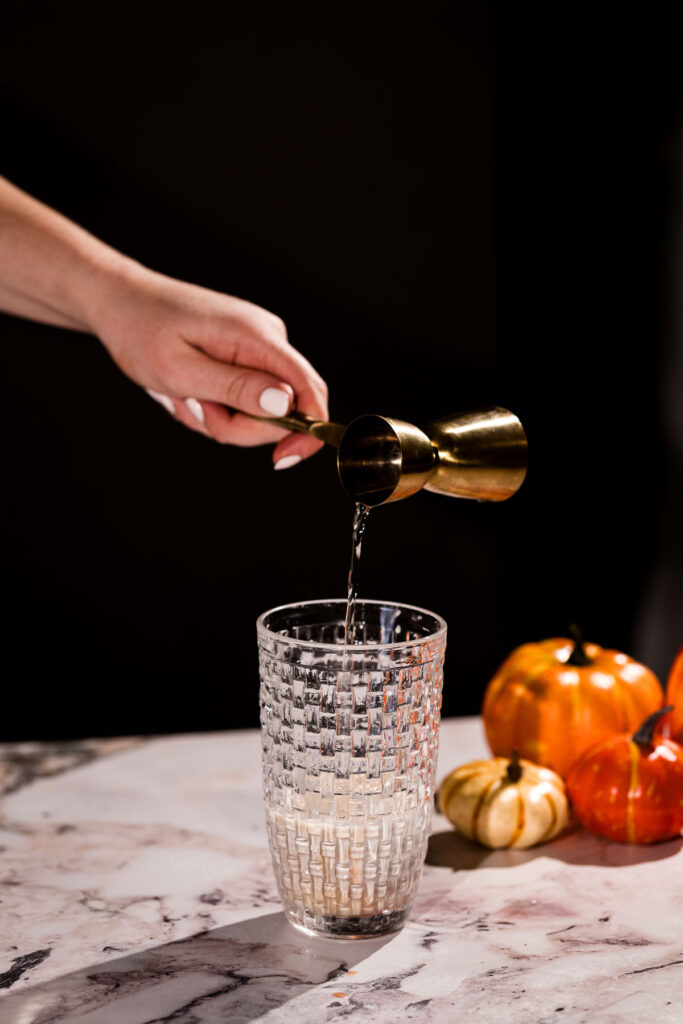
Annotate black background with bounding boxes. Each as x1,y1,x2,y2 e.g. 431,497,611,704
1,3,681,740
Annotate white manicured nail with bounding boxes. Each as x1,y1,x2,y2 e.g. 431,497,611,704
259,386,290,417
185,397,205,425
274,454,302,471
146,389,175,415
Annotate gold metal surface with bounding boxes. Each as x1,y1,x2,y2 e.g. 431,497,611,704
246,405,528,505
252,409,346,447
337,416,436,506
423,407,528,502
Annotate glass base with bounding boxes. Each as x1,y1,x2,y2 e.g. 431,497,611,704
284,906,407,939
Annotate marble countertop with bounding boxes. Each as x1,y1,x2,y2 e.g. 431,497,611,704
1,717,683,1023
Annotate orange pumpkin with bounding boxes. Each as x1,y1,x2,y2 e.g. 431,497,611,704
566,706,683,843
664,645,683,743
482,628,663,778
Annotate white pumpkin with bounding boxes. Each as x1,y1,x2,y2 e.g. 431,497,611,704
437,751,570,849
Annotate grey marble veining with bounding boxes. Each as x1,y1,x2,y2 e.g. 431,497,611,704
1,720,683,1023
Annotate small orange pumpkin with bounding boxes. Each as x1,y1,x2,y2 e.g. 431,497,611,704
664,645,683,743
483,627,663,778
566,706,683,843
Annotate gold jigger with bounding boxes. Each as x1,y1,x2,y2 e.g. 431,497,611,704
253,406,528,507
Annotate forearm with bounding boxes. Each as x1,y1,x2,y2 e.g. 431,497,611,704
0,282,86,329
0,176,136,333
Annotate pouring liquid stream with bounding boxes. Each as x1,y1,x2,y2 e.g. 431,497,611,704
343,502,371,647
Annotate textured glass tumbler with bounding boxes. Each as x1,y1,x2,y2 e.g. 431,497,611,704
258,599,447,939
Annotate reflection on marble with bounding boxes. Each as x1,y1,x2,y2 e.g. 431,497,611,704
1,719,683,1023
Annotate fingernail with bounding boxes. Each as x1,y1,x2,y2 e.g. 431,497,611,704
274,454,302,471
259,386,291,417
185,397,205,425
146,389,175,415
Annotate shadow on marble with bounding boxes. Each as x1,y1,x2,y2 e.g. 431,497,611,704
426,827,683,871
0,737,143,796
0,910,398,1024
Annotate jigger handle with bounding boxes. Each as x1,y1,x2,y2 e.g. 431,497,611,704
250,409,346,448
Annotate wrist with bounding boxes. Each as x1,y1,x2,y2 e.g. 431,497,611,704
74,248,153,337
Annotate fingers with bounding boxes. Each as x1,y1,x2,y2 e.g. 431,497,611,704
174,397,211,437
146,389,175,415
245,341,329,425
193,401,323,456
200,401,290,447
253,342,328,422
272,431,324,466
194,318,329,424
167,346,328,456
146,387,325,460
213,333,329,464
145,319,330,465
172,345,297,421
146,387,292,447
145,388,211,438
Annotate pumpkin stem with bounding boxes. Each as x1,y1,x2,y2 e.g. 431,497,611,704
507,748,523,783
632,705,673,746
567,623,592,666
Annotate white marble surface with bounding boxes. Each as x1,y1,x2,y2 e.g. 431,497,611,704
1,718,683,1023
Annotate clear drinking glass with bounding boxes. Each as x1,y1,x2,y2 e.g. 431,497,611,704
257,599,447,939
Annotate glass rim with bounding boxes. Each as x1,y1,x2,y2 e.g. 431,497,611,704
256,597,447,653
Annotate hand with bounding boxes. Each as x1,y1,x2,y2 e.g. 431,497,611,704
87,262,329,467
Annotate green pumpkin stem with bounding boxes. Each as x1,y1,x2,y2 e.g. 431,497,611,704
567,623,592,666
507,748,523,783
632,705,673,746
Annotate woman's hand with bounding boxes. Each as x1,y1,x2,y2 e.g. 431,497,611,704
0,175,328,468
87,263,329,468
